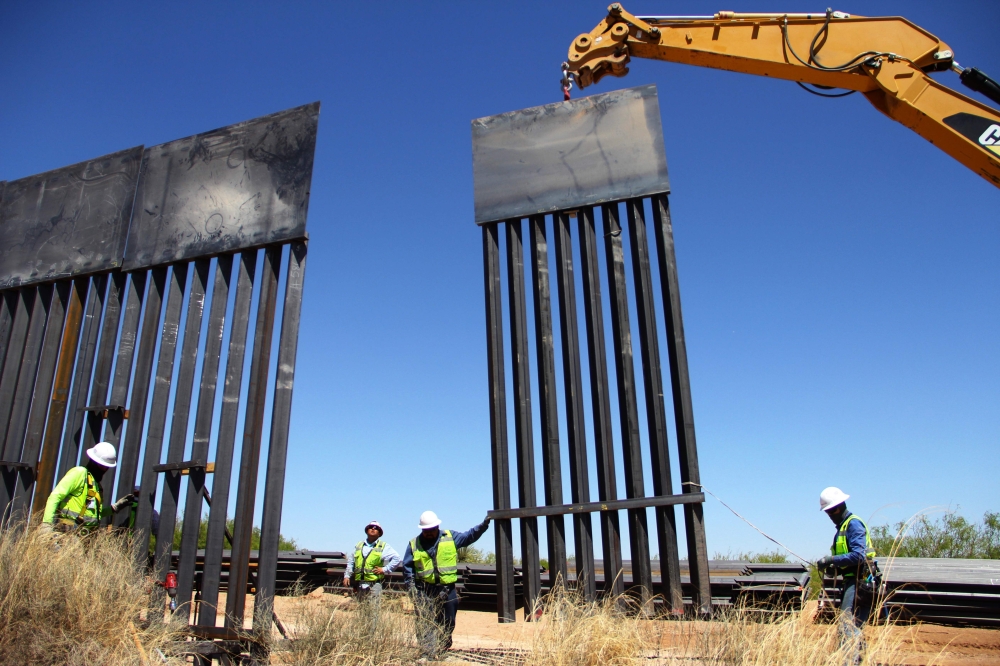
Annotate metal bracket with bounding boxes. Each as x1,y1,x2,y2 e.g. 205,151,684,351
84,404,130,420
486,492,706,520
151,460,214,474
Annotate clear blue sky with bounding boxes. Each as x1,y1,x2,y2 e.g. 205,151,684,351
1,1,997,563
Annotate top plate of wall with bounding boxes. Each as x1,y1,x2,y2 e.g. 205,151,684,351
123,102,319,270
0,147,143,289
471,85,669,225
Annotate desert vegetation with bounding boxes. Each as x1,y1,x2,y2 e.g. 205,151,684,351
0,523,182,665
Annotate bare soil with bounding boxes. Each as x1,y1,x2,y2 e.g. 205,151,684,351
262,590,1000,665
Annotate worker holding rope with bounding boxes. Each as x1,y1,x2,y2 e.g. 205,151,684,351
815,487,879,666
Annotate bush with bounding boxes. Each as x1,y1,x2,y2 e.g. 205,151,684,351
870,510,1000,559
172,513,299,551
713,549,790,563
0,524,182,665
457,546,496,565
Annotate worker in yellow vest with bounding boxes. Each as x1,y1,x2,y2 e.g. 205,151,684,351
402,510,490,660
41,442,117,534
342,520,400,600
815,487,878,666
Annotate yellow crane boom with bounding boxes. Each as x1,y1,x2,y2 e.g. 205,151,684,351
565,5,1000,189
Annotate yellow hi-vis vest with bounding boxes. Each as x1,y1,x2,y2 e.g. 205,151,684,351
353,540,387,582
831,514,876,578
410,529,458,585
47,467,102,528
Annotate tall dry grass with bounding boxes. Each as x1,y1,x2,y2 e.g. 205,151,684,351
676,602,914,666
281,592,419,665
0,523,182,665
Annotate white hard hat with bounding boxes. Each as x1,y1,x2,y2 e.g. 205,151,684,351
819,487,849,512
365,520,383,535
418,510,441,530
86,441,117,468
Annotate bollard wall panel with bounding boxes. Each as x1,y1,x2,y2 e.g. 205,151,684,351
0,103,319,649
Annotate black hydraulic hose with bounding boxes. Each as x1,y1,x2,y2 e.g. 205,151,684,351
959,67,1000,107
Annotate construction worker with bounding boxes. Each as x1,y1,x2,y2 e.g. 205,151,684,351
815,487,877,666
342,520,401,600
402,510,490,660
41,441,117,534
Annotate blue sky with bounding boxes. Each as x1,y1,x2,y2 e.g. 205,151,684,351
1,1,997,563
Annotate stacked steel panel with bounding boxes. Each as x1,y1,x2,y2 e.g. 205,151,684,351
473,85,712,621
816,558,1000,628
0,103,319,650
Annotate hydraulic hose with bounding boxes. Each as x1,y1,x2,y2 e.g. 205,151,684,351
959,67,1000,107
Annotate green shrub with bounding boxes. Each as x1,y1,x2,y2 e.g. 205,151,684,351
456,546,496,564
871,510,999,559
173,513,298,551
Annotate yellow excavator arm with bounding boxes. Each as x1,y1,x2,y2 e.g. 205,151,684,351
565,5,1000,189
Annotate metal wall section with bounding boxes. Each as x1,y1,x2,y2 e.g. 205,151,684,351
482,200,711,620
0,147,143,289
471,85,670,225
474,85,708,620
0,103,318,651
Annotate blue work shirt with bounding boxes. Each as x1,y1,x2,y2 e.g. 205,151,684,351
830,512,869,571
402,520,490,585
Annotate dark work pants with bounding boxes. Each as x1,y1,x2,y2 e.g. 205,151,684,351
414,583,458,656
838,578,872,665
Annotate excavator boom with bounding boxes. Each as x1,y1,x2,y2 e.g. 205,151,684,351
566,5,1000,189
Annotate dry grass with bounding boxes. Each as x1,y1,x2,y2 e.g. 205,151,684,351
669,602,916,666
524,586,646,666
274,586,941,666
0,522,182,665
280,592,419,665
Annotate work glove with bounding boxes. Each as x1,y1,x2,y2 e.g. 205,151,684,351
815,556,834,572
37,522,54,536
111,494,135,512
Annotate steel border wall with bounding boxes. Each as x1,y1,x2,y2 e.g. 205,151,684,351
0,103,317,652
483,193,712,621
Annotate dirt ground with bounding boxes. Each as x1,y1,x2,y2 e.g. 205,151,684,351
262,590,1000,665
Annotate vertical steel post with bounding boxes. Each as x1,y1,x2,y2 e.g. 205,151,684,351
0,288,35,452
254,242,307,641
81,271,126,503
0,287,46,516
601,202,653,609
577,207,624,598
14,281,69,520
625,198,684,614
113,267,166,527
650,194,712,615
98,271,146,517
176,255,232,621
57,274,106,480
154,258,209,612
32,279,85,518
505,219,542,617
553,212,596,600
0,292,16,376
528,215,567,587
483,224,516,623
133,264,188,563
227,246,281,627
200,251,256,626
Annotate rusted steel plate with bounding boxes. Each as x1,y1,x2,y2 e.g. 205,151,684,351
0,148,143,288
471,85,669,225
123,103,319,270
